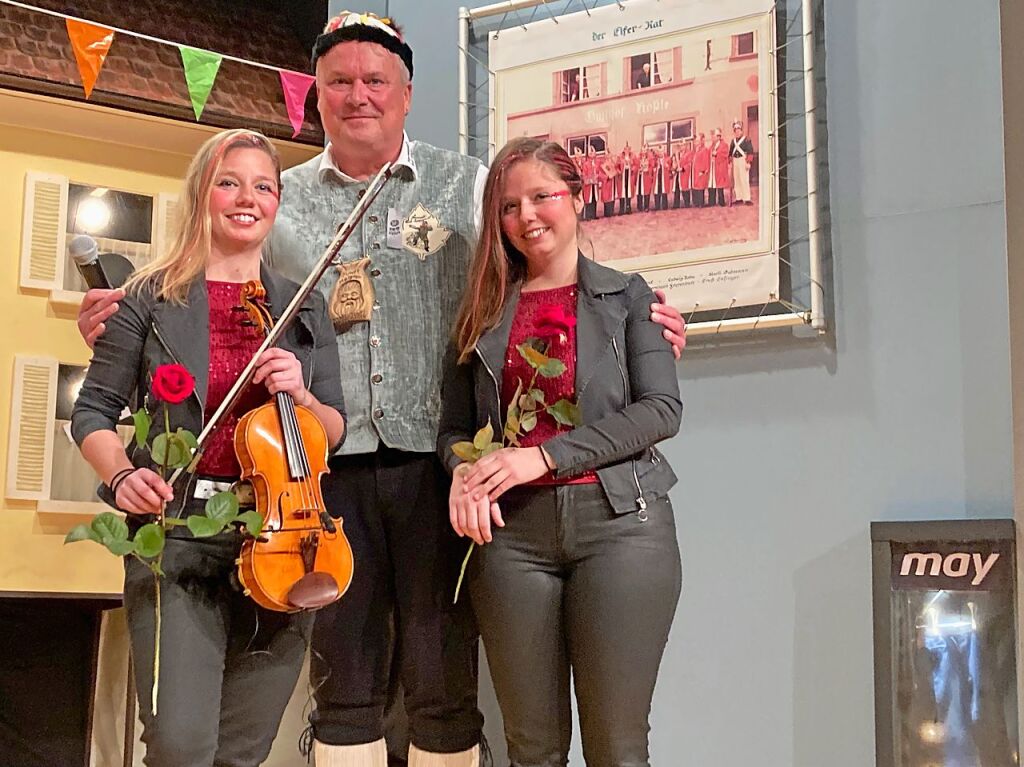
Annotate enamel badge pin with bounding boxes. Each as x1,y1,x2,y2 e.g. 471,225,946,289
402,203,451,260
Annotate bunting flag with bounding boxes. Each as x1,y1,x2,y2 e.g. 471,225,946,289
34,3,322,134
65,19,114,99
179,46,223,120
278,71,315,138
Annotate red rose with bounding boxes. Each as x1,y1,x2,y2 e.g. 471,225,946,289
534,305,577,340
151,364,195,404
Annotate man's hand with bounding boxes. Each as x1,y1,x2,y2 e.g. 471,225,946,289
78,288,124,349
651,288,686,359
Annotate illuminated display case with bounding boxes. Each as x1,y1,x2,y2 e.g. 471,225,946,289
872,520,1019,767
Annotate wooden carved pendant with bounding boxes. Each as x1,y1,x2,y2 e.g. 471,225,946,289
329,257,374,326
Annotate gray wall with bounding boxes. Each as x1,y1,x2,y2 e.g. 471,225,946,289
330,1,1012,764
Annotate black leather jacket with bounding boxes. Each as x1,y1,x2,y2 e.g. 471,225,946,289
438,254,681,515
72,265,345,514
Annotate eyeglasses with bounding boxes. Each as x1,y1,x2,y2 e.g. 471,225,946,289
500,190,571,217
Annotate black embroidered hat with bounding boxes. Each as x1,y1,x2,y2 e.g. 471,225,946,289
311,11,413,79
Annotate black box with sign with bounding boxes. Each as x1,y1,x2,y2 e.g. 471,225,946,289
871,520,1018,767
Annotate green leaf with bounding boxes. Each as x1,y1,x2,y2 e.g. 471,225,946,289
504,379,522,426
168,435,193,468
451,441,481,463
520,411,537,433
107,539,136,556
538,358,566,378
133,523,165,559
547,399,583,427
517,343,549,370
91,512,129,547
204,491,239,524
132,409,151,449
236,511,264,538
506,411,520,435
480,443,503,457
187,515,225,538
506,378,522,410
176,428,199,453
151,432,185,467
64,524,98,544
473,421,494,451
522,336,545,353
528,388,546,406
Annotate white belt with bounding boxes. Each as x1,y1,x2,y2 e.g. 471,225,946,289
192,478,235,500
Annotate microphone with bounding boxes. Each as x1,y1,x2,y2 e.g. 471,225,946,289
68,234,135,289
69,234,109,289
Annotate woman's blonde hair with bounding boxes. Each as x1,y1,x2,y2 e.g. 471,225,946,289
124,129,282,303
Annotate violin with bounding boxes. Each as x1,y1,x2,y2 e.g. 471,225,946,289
233,281,354,612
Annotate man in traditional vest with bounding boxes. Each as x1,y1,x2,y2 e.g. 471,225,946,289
262,14,487,766
76,11,687,767
730,119,755,205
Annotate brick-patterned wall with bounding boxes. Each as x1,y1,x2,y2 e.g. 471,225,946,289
0,0,326,144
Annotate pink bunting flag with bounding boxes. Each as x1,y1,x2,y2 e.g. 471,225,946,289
279,71,316,138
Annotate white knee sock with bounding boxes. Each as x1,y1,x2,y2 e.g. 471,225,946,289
408,743,479,767
313,737,387,767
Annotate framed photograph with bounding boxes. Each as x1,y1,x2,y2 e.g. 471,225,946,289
490,0,779,313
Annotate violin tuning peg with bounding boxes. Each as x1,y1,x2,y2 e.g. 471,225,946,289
240,320,258,327
230,305,247,312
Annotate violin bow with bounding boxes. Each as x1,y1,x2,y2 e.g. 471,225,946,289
168,161,395,487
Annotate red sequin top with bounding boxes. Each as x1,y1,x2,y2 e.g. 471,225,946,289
195,281,269,478
501,284,597,484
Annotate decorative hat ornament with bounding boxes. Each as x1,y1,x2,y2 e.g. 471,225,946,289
311,10,413,79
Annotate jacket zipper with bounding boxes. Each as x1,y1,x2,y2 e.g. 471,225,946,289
475,347,502,433
611,336,647,521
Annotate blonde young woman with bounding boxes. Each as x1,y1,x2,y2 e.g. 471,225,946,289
72,129,345,767
438,138,682,767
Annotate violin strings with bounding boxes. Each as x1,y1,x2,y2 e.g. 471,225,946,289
249,290,328,566
280,392,319,535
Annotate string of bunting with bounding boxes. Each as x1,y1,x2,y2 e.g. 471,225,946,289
4,0,316,137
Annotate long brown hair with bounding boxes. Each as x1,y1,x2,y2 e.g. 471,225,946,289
453,137,582,362
124,129,282,303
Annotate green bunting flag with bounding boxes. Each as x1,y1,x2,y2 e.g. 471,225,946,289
179,46,223,120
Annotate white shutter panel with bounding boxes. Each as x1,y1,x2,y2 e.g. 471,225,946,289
5,355,58,500
20,172,68,290
152,192,181,263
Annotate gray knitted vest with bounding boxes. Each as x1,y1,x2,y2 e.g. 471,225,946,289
266,142,483,454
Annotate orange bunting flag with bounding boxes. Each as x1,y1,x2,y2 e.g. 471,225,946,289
65,19,114,99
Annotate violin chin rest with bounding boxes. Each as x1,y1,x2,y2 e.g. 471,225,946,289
287,572,340,610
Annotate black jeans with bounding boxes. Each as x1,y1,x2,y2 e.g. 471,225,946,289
469,483,681,767
123,516,312,767
310,447,483,753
